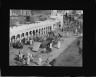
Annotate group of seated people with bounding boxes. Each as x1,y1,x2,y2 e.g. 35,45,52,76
10,30,59,49
63,14,83,35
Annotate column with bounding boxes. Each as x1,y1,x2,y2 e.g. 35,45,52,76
48,27,49,32
37,29,39,37
46,27,47,34
43,28,44,36
28,32,29,41
42,28,43,36
39,29,40,37
20,34,21,43
49,26,51,32
44,27,45,35
51,25,53,31
50,26,52,31
15,36,17,43
40,29,41,37
31,31,32,39
33,30,35,38
14,36,16,43
24,33,27,43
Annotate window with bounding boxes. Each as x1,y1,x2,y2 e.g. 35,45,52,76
26,16,30,22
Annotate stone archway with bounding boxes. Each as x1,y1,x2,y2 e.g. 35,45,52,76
16,34,20,43
21,33,25,44
29,31,32,40
11,35,15,44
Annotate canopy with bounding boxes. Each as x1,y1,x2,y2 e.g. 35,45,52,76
40,40,52,48
32,42,41,51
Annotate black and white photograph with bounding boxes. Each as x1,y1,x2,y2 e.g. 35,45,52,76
9,10,83,66
1,76,96,77
2,76,70,77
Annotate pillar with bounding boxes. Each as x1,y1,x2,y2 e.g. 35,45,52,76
44,27,45,35
48,27,49,32
46,27,47,34
35,30,36,38
37,29,39,37
27,32,30,41
50,26,52,31
42,28,43,36
31,31,33,39
33,30,35,38
38,29,40,37
20,34,21,43
40,29,42,37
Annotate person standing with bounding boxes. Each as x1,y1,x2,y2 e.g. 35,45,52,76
29,39,33,46
27,52,30,65
50,42,53,49
57,41,61,49
38,57,42,65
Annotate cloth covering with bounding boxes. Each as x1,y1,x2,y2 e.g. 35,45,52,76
32,42,41,51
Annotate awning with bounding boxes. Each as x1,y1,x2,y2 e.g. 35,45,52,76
40,40,51,48
33,42,41,51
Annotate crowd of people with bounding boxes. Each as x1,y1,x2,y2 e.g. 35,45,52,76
10,30,62,66
62,12,83,35
10,11,83,66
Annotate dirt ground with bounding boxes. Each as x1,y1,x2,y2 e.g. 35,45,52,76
53,37,82,66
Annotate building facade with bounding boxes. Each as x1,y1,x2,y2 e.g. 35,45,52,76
10,19,63,44
10,10,63,44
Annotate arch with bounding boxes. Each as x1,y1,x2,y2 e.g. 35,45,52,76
39,29,40,37
33,30,35,37
21,33,24,37
21,33,25,43
39,29,40,34
42,28,43,35
11,35,15,43
46,27,48,34
16,34,20,43
29,31,32,35
44,27,46,35
17,34,20,38
26,32,28,36
50,26,51,31
39,28,42,37
36,29,39,37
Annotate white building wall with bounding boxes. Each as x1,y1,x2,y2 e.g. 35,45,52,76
10,14,63,43
10,20,54,39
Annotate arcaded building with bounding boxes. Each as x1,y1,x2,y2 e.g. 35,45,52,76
9,10,64,44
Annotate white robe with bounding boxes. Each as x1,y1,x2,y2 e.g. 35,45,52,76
50,43,52,49
27,53,30,65
38,58,42,65
30,40,32,45
57,41,61,48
